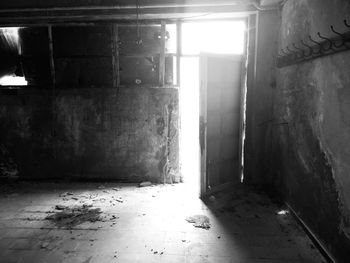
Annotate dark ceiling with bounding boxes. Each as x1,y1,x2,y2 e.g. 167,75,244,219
0,0,281,25
0,0,253,9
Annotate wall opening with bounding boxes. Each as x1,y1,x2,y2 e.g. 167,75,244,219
179,20,246,194
0,75,27,86
0,27,27,86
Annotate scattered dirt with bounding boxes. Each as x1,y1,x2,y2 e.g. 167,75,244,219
139,181,152,187
59,192,74,197
55,205,68,210
115,197,123,203
186,215,211,230
46,205,102,228
40,242,50,249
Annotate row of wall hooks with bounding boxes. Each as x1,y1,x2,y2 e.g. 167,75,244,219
277,19,350,68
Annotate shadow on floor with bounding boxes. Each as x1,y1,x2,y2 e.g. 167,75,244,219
0,181,326,263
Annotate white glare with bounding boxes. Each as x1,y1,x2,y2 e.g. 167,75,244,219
0,75,27,86
180,57,200,194
180,21,246,192
182,21,246,55
0,27,27,86
0,27,20,51
277,210,289,215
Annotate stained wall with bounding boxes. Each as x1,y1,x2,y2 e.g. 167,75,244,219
272,0,350,261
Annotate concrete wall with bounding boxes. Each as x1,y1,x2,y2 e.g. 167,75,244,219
273,0,350,261
0,87,179,183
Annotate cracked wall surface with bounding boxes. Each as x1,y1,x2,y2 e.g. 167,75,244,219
0,87,179,183
273,0,350,261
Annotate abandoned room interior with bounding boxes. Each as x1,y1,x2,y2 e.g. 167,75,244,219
0,0,349,262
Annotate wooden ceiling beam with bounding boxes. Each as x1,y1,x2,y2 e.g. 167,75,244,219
0,0,254,10
0,5,257,26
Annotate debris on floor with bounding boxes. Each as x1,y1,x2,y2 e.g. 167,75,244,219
276,209,290,215
186,215,211,229
40,242,50,249
115,197,123,203
0,182,326,263
139,181,152,187
55,205,68,210
46,204,102,228
59,192,74,197
58,190,126,207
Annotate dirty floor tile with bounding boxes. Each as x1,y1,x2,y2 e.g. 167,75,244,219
0,182,326,263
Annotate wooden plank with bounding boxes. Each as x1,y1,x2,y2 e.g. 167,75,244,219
115,25,120,87
118,25,162,56
0,1,257,10
111,24,118,88
159,21,166,86
199,55,208,197
48,25,57,159
54,55,112,58
244,14,258,182
238,17,249,182
0,16,255,27
47,25,56,87
0,6,257,26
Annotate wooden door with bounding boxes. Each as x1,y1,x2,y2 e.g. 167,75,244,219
199,54,244,196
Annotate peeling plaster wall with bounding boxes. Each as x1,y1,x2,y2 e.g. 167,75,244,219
0,87,179,183
274,0,350,261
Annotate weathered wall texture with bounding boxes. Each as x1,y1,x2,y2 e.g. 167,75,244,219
18,25,174,87
0,87,179,183
273,0,350,261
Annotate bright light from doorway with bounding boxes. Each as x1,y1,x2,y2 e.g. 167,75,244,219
180,20,246,194
0,75,27,86
182,21,246,55
180,57,200,194
0,27,27,86
0,27,20,47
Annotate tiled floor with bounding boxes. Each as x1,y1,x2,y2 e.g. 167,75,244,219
0,182,325,263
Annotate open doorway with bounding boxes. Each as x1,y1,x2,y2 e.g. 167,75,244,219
179,20,247,195
0,27,27,86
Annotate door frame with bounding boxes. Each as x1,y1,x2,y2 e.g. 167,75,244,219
199,53,247,198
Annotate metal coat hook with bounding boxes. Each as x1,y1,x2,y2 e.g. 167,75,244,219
317,32,334,51
277,18,350,68
300,40,313,56
331,26,345,48
309,35,323,54
330,25,343,37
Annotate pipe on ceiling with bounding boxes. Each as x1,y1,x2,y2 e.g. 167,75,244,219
0,3,252,13
0,1,280,13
